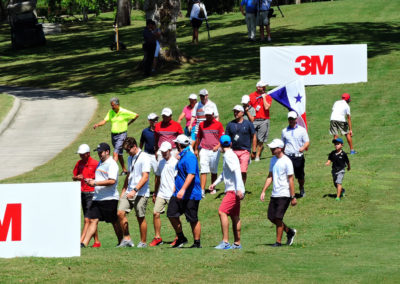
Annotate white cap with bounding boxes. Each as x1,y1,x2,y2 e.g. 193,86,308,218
188,93,197,100
77,144,90,154
241,95,250,104
159,141,172,152
288,111,298,119
161,107,172,116
147,113,158,120
199,89,208,96
267,139,284,149
233,105,244,112
173,134,190,146
256,80,267,87
204,107,214,115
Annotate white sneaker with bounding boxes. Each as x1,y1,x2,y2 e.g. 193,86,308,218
137,242,147,248
255,157,260,162
117,239,134,247
202,189,205,199
267,36,272,42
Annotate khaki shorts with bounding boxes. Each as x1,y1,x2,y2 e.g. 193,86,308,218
118,194,148,218
257,10,269,26
153,197,169,214
330,120,349,135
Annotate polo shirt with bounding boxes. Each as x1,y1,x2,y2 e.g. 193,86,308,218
257,0,272,11
249,91,272,119
281,125,309,155
191,100,219,127
155,156,178,200
241,0,257,13
174,147,202,201
213,149,245,194
269,155,294,198
330,100,350,122
93,157,119,201
197,119,225,150
154,120,183,148
73,156,99,192
328,150,349,173
140,127,156,154
183,105,196,127
225,119,255,152
127,150,151,197
104,107,138,134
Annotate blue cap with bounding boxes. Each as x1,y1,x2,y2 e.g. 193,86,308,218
332,138,344,144
220,135,231,147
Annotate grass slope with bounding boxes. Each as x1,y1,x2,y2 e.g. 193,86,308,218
0,93,14,123
0,0,399,282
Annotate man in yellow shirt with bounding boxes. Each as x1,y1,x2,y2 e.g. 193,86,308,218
94,97,139,175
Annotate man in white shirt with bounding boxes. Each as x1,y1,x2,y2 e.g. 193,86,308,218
209,135,245,250
330,93,356,154
260,139,297,247
190,0,208,44
149,141,178,247
82,143,121,248
117,137,151,248
282,111,310,197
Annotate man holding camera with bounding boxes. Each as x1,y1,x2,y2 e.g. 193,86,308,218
257,0,272,42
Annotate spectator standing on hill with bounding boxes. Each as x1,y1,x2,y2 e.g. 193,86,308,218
81,143,122,248
143,19,160,75
249,81,272,161
329,93,357,154
240,0,258,41
325,138,351,201
241,95,256,122
260,139,297,247
177,93,198,141
190,0,207,44
72,144,101,247
225,105,256,185
209,135,245,250
117,137,151,248
257,0,272,41
281,111,310,198
140,113,159,173
93,97,139,175
167,135,203,248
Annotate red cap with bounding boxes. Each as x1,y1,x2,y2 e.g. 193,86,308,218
341,93,351,102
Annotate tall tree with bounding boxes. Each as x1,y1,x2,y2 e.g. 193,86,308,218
116,0,132,27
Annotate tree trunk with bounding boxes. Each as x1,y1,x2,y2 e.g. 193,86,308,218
144,0,181,62
116,0,132,27
295,0,301,4
0,0,10,22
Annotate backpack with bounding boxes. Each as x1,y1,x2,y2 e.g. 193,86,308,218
198,3,206,19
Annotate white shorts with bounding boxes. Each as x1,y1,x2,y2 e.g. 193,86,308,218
145,152,158,173
199,148,220,174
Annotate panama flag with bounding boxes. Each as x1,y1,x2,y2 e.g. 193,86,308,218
267,78,307,130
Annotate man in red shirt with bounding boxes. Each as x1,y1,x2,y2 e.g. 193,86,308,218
194,107,225,197
72,144,101,247
249,80,272,161
155,107,184,161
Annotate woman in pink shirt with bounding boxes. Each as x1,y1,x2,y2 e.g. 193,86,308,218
178,93,197,139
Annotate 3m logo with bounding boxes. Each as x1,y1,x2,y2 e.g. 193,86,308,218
0,204,22,241
295,55,333,75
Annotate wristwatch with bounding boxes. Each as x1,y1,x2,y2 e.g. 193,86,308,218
290,196,296,200
133,187,138,192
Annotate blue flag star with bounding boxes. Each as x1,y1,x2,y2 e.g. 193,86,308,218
295,93,302,103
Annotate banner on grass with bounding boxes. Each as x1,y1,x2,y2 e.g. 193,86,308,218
0,182,81,258
260,44,367,86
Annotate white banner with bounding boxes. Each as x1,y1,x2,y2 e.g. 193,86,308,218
260,44,368,86
0,182,81,258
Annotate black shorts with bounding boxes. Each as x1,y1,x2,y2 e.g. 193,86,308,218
81,192,94,218
87,200,118,223
167,196,200,223
191,18,203,29
268,197,290,221
288,156,305,180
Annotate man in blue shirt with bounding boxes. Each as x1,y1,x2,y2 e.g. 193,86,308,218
240,0,257,41
256,0,272,41
140,113,158,173
167,134,202,248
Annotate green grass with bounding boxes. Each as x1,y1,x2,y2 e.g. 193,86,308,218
0,93,14,123
1,0,400,282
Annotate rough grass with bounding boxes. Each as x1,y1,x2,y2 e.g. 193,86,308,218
0,93,14,123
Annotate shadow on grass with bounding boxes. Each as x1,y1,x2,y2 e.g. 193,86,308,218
0,21,398,96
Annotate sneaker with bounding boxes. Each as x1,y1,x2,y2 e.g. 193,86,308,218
170,236,178,247
350,150,357,155
286,229,297,246
80,243,86,248
209,189,217,195
231,243,242,249
92,242,101,248
137,242,147,248
120,171,128,176
149,238,163,247
270,242,282,247
215,241,231,250
172,236,188,248
255,156,260,162
117,239,134,248
267,36,272,42
335,197,341,201
190,242,202,248
341,189,346,197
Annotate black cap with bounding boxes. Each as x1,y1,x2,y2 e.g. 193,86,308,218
94,142,110,152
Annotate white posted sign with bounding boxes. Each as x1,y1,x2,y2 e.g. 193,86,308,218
260,44,367,86
0,182,81,258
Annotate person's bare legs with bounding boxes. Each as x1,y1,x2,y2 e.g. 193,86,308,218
117,154,126,172
273,219,289,243
137,216,147,243
113,221,123,244
117,210,131,241
346,132,354,150
153,212,161,239
256,141,264,159
82,218,99,246
231,215,241,245
169,217,183,233
190,221,201,240
241,172,247,185
336,183,343,199
201,173,207,192
218,211,229,243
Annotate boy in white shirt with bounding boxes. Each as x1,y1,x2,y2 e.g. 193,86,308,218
209,135,245,250
260,138,297,247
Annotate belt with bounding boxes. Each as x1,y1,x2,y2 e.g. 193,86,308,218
254,118,268,121
111,131,127,135
287,153,303,158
